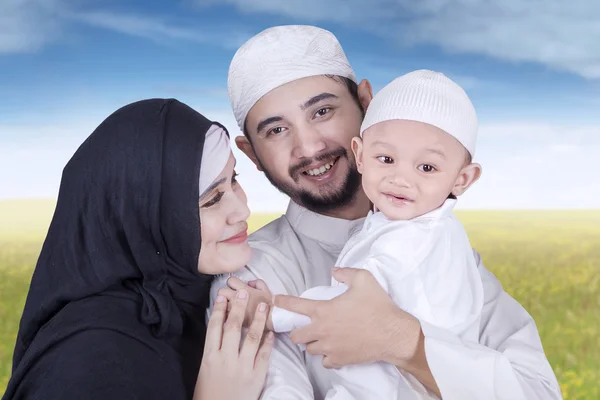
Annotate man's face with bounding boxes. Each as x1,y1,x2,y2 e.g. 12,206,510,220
242,76,365,213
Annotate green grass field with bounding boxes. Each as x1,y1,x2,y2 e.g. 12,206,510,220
1,199,598,398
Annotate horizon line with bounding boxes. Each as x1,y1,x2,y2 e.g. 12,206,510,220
0,198,598,212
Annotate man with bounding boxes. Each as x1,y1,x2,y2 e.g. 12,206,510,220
211,25,562,399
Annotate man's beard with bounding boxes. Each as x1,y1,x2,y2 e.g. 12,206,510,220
256,147,362,214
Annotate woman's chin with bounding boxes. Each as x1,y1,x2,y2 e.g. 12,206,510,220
220,243,252,274
197,242,252,276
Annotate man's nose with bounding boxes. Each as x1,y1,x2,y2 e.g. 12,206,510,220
292,124,326,159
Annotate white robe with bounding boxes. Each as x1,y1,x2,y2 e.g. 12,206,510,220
269,199,484,399
209,200,562,400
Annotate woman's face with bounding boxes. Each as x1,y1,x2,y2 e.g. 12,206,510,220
197,152,251,275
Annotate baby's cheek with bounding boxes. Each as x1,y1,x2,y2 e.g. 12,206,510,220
362,171,383,203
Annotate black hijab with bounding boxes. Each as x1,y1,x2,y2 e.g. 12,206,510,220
4,99,227,399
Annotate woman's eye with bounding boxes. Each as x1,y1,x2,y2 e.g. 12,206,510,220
377,156,394,164
418,164,436,173
232,172,239,184
315,107,331,117
201,191,224,208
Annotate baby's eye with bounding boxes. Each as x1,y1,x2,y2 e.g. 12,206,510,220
377,156,394,164
418,164,436,173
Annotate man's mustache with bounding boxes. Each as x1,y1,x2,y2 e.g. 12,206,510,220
288,148,348,179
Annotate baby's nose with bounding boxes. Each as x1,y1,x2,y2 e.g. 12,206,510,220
388,173,412,188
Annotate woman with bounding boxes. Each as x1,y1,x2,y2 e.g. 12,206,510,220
3,99,272,400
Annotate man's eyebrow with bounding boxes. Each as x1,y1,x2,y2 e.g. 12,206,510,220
300,92,339,110
199,177,226,199
256,116,283,135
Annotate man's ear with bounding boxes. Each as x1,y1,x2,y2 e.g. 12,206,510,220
452,162,482,196
235,136,263,171
357,79,373,111
351,137,365,174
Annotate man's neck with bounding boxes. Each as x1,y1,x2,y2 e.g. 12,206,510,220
314,190,372,221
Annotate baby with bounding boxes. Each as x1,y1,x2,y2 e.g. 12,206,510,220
230,69,485,399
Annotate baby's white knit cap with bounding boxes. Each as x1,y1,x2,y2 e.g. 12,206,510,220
360,70,478,157
228,25,356,131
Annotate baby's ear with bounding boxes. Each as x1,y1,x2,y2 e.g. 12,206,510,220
351,137,365,173
452,162,482,196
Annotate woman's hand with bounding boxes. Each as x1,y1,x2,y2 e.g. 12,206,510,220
220,276,274,330
194,290,274,400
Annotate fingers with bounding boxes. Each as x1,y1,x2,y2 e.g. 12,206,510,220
331,267,369,287
305,340,326,357
273,295,318,316
217,287,237,302
221,289,248,353
204,295,227,353
254,331,274,377
249,279,269,292
289,324,318,345
322,355,338,369
227,275,250,291
240,302,268,362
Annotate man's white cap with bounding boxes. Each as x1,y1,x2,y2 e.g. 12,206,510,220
360,70,478,157
228,25,357,131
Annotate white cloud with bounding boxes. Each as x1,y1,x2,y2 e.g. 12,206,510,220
458,123,600,209
197,0,600,79
194,0,357,23
67,11,208,44
7,0,600,79
0,0,250,54
0,0,65,53
478,123,600,146
65,11,249,49
0,122,90,198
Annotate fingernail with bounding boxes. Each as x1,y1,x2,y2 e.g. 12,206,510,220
267,332,274,341
216,295,225,303
237,290,247,299
332,267,340,271
258,303,267,312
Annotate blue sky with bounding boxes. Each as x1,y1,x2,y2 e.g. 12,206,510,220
2,0,599,210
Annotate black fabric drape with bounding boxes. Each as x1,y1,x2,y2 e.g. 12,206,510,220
3,99,227,399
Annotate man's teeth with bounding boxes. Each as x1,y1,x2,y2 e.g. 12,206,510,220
305,160,335,176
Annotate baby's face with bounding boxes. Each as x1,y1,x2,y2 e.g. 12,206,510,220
354,120,476,220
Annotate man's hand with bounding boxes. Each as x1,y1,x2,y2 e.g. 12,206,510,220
274,267,422,368
274,267,441,396
219,276,274,331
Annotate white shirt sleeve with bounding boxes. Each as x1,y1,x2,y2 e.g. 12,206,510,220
208,253,315,400
271,284,349,332
421,252,563,400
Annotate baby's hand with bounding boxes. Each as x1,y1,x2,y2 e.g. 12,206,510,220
218,276,274,331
